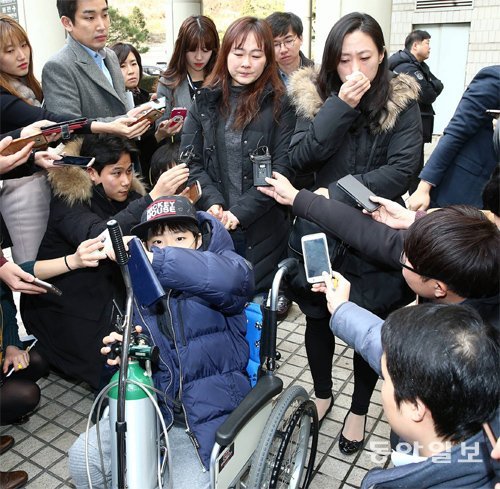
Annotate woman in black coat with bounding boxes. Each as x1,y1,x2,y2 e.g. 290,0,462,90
287,12,421,452
20,134,188,389
181,17,295,293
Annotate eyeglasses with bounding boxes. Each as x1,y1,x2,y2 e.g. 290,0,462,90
399,251,415,273
273,36,297,50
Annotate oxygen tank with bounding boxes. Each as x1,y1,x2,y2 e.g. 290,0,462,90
108,361,159,489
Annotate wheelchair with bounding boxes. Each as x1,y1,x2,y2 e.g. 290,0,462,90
209,258,319,488
105,223,318,489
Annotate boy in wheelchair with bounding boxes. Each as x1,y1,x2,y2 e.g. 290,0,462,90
69,196,254,488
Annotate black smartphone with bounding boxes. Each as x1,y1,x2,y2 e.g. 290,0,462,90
336,174,380,213
301,233,332,284
53,155,95,167
32,277,62,296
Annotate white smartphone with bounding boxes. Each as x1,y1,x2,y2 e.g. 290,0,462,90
301,232,332,284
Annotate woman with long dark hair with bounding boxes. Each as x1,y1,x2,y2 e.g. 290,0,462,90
287,12,421,452
155,15,219,145
180,16,295,293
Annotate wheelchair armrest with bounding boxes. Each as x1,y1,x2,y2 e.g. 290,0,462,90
215,375,283,446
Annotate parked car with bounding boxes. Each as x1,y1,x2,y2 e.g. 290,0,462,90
143,65,162,76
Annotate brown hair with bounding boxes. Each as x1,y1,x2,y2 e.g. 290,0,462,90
0,14,43,102
159,15,219,90
204,16,284,129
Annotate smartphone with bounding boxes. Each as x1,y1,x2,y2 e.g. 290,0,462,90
301,233,332,284
485,109,500,118
336,174,380,213
149,96,166,110
32,277,62,296
186,180,202,204
53,155,95,167
130,108,163,126
169,107,188,127
40,118,88,136
0,133,48,156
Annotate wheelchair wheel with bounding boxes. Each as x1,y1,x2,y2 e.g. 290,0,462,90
248,385,318,489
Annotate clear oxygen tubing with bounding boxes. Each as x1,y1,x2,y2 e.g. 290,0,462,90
83,379,172,489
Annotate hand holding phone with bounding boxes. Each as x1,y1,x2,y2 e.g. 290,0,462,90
301,233,332,284
129,108,163,126
185,180,202,204
169,107,188,127
336,174,380,213
32,277,62,296
320,271,351,315
41,118,88,136
0,133,48,156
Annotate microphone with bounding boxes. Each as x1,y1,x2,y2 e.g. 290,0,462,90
107,220,128,266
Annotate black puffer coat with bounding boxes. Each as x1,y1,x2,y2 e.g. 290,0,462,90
287,67,421,318
21,165,151,388
181,85,295,291
388,49,444,142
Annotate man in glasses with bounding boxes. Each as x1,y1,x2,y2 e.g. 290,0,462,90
266,12,314,85
258,172,499,330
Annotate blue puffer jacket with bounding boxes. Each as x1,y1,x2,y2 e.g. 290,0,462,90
133,211,253,469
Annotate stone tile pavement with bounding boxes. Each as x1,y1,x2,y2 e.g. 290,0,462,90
1,303,392,488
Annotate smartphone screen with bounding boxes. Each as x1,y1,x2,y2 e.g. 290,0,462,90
301,233,332,283
53,155,95,167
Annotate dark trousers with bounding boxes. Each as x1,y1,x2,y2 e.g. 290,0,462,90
305,315,378,414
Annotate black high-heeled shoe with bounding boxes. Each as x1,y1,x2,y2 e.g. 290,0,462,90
338,410,366,455
317,397,334,430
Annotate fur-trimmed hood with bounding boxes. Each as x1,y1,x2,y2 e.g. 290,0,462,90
47,138,147,207
288,66,420,133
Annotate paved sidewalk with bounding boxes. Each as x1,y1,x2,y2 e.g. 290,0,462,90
1,303,392,488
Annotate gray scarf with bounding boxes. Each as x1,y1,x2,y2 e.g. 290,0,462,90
10,78,41,106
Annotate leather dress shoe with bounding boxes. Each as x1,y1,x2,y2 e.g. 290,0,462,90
276,295,292,321
0,470,28,489
339,411,366,455
0,435,14,455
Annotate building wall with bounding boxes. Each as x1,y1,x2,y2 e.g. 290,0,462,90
16,0,66,80
314,0,393,63
390,0,500,86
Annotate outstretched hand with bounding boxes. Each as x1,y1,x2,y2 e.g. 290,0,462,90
150,163,189,200
311,271,351,315
365,196,416,230
257,171,299,206
0,261,46,294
